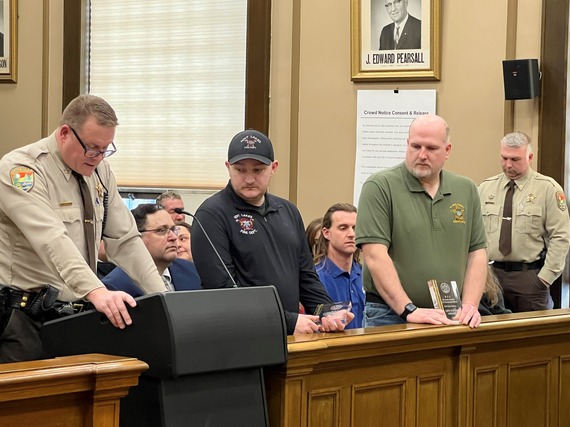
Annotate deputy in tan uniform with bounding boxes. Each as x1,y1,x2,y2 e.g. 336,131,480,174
0,94,166,362
479,131,570,312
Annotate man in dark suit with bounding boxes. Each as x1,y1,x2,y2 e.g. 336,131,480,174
378,0,421,50
103,204,201,297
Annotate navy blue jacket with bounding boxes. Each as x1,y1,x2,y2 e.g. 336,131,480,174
103,258,202,297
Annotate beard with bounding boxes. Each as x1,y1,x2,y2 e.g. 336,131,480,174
411,165,434,180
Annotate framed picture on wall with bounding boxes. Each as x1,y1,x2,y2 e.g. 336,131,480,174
351,0,441,81
0,0,17,83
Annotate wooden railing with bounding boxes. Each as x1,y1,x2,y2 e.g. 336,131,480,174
265,309,570,427
0,353,148,427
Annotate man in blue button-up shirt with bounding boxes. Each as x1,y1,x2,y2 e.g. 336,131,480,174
314,203,365,329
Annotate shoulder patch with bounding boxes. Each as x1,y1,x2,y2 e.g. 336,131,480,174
10,167,34,192
555,191,567,211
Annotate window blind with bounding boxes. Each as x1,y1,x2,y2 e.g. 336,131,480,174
88,0,247,189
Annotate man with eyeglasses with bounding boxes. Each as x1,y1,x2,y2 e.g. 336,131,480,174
0,94,166,362
103,204,201,296
378,0,421,50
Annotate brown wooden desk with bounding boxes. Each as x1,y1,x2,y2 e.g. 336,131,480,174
266,309,570,427
0,353,148,427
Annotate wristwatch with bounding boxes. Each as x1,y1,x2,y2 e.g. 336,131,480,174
400,303,417,321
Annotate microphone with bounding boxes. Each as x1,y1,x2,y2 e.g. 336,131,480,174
174,208,238,287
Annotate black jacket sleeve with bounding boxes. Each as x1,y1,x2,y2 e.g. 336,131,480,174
191,208,238,289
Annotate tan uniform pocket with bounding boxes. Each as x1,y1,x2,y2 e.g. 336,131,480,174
481,204,501,233
515,205,542,234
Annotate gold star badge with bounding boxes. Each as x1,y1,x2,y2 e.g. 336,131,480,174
96,183,104,200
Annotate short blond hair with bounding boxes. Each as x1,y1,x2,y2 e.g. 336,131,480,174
60,94,118,130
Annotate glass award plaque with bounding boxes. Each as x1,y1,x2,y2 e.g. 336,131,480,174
314,301,352,325
427,279,461,319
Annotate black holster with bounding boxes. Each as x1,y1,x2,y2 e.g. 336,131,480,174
3,285,59,321
24,285,59,320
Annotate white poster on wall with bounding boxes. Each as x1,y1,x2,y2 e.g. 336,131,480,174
353,90,436,206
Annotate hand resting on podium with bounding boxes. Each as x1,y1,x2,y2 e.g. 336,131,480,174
86,287,137,329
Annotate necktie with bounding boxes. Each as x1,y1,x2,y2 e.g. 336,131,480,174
73,172,97,272
162,275,174,292
499,180,516,255
395,26,400,44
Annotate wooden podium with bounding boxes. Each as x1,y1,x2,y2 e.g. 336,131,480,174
0,354,147,427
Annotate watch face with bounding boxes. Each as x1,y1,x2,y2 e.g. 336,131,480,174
401,303,417,320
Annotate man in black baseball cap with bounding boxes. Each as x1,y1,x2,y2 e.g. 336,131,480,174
227,129,274,166
223,129,277,206
192,129,354,335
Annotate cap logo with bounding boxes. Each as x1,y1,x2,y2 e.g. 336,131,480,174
242,135,262,150
228,130,273,165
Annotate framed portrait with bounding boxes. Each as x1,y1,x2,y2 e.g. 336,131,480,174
351,0,441,81
0,0,17,83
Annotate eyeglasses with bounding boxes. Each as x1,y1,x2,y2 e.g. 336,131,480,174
69,126,117,158
141,226,180,236
385,0,402,9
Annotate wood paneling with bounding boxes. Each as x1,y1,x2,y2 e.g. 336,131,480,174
561,357,570,422
62,0,82,109
538,0,569,186
245,0,271,133
267,310,570,427
539,0,570,309
0,353,148,427
309,389,340,427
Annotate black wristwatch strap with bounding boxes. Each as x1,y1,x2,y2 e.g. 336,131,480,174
400,303,417,321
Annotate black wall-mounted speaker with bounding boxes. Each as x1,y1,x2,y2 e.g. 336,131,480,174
502,59,541,100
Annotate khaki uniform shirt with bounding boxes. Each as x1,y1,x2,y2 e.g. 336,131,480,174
0,132,165,300
479,169,570,284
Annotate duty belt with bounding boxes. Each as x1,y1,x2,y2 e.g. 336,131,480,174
0,285,92,319
491,260,543,272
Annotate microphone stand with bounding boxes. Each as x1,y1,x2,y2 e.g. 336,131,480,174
174,208,238,288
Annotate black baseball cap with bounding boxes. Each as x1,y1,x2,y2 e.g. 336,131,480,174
227,130,274,165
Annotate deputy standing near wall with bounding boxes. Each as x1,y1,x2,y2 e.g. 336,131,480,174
479,131,570,312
